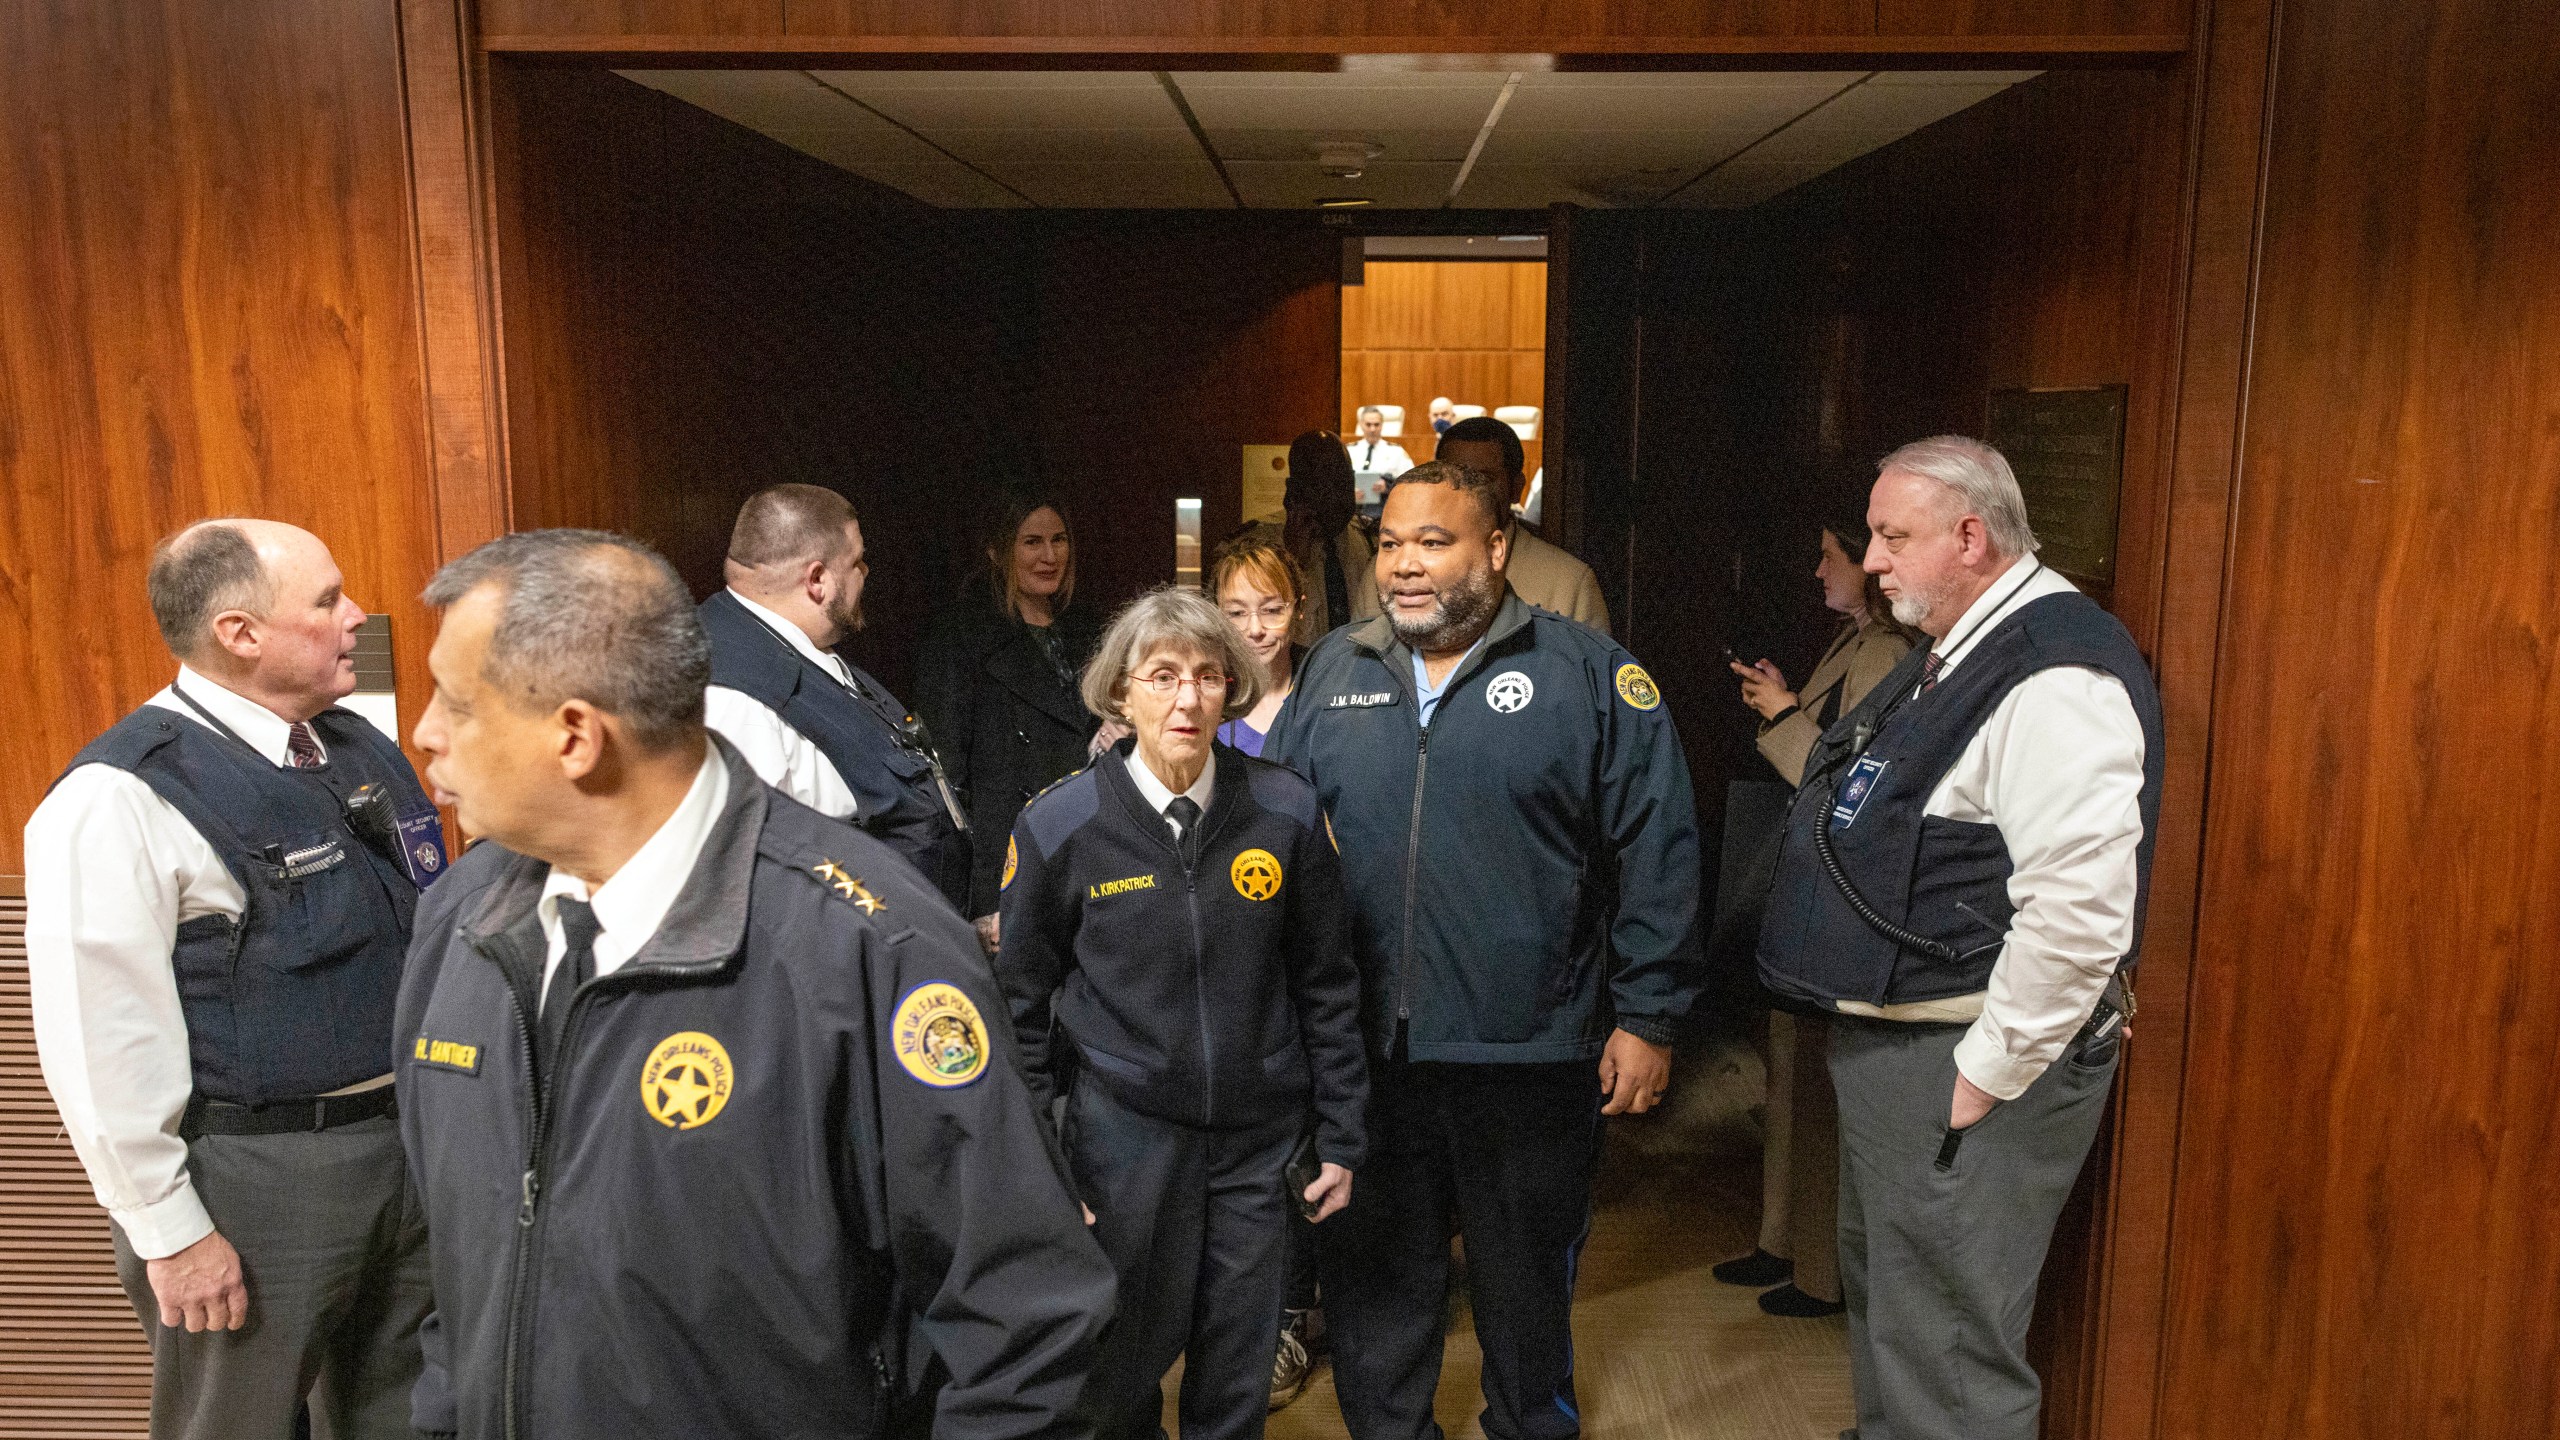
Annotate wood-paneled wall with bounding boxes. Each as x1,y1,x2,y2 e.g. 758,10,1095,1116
0,1,453,874
1025,217,1343,605
2156,0,2560,1431
489,63,1032,699
488,70,1344,688
1342,261,1545,484
477,0,2190,53
1619,62,2192,1436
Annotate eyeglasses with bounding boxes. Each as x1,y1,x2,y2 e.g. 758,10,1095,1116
1128,668,1231,696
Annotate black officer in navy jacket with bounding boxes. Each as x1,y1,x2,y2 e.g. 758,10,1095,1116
399,530,1111,1440
997,586,1366,1440
1265,461,1703,1440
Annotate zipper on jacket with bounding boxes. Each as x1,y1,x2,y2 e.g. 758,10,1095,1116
1186,866,1214,1127
485,945,725,1440
1395,724,1432,1026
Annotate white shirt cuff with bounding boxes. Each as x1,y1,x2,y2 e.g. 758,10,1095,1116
111,1183,216,1261
1951,1023,2049,1103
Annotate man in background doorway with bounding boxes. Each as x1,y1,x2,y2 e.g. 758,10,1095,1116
1347,407,1415,516
1436,416,1610,631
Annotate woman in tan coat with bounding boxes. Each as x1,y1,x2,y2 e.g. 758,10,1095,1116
1719,517,1914,1318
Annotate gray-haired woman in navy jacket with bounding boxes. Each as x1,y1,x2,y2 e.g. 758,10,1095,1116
995,586,1367,1440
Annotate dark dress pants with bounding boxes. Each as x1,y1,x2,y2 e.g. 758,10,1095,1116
1067,1079,1300,1440
1316,1060,1602,1440
109,1114,431,1440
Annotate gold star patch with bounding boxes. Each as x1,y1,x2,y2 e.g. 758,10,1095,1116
812,860,887,915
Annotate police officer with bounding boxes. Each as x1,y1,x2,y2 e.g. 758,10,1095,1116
25,519,438,1439
996,586,1368,1440
1757,437,2162,1440
700,483,971,906
399,529,1113,1439
1265,461,1704,1440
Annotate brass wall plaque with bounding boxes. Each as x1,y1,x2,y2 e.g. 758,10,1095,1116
1986,385,2127,589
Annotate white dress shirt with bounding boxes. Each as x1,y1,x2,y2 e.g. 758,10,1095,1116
1123,745,1215,842
1347,438,1414,479
535,749,728,1003
1833,560,2150,1101
702,588,862,822
23,668,380,1260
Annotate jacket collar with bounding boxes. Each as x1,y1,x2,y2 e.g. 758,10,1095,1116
1097,736,1243,864
977,625,1092,732
460,733,767,976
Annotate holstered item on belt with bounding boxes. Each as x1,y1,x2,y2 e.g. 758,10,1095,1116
180,1084,399,1141
2075,972,2136,1051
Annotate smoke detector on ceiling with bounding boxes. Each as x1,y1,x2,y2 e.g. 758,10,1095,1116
1316,140,1387,179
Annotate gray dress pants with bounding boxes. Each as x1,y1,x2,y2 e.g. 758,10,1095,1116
1830,1016,2119,1440
109,1113,432,1440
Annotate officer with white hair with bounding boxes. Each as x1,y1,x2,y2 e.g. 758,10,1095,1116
1758,436,2165,1440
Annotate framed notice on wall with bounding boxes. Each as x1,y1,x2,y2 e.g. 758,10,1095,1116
1986,385,2128,591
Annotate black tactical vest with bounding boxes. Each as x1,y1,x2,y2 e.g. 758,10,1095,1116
62,697,438,1103
1757,591,2165,1008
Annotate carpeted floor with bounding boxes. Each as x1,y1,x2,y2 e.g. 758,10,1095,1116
1171,1033,1857,1439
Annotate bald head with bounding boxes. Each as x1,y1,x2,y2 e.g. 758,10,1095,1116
146,518,364,719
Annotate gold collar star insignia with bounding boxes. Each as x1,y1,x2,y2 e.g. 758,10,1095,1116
812,860,887,915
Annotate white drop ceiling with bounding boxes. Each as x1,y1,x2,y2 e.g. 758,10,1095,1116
619,67,2038,212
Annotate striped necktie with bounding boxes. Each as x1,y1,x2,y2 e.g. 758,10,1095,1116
286,722,325,768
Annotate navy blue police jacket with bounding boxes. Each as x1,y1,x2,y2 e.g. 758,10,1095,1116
995,741,1368,1170
1265,592,1704,1062
396,737,1113,1440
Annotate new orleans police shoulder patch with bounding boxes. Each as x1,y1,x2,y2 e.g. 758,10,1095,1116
1614,662,1663,711
1230,847,1283,902
1001,835,1019,892
893,982,989,1088
640,1031,733,1130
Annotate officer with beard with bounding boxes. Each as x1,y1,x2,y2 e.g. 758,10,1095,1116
1265,460,1704,1440
700,484,971,908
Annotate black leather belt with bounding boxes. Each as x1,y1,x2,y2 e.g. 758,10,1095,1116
181,1085,398,1140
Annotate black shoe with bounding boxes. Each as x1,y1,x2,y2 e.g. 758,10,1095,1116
1758,1282,1846,1318
1711,1248,1793,1288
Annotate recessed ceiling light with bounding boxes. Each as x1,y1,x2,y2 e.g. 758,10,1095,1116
1316,196,1372,208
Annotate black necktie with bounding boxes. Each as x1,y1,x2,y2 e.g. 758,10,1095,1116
1166,796,1202,867
540,896,602,1078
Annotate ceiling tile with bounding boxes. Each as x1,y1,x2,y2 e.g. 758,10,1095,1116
1171,70,1508,90
1226,160,1460,210
1510,69,1867,89
831,161,1034,209
810,69,1163,90
620,70,872,133
832,83,1188,133
1866,69,2043,86
1658,160,1834,209
931,127,1205,163
1175,82,1506,133
977,161,1233,209
1474,126,1765,167
1496,83,1846,134
764,125,960,169
1204,126,1482,164
1454,164,1692,210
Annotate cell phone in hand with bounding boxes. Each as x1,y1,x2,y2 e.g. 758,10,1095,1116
1284,1130,1323,1221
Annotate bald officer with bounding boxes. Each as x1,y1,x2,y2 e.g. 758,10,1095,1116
399,529,1111,1439
701,483,971,907
26,519,437,1438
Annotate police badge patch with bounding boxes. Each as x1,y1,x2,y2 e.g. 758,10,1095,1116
1614,663,1662,711
893,982,989,1088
